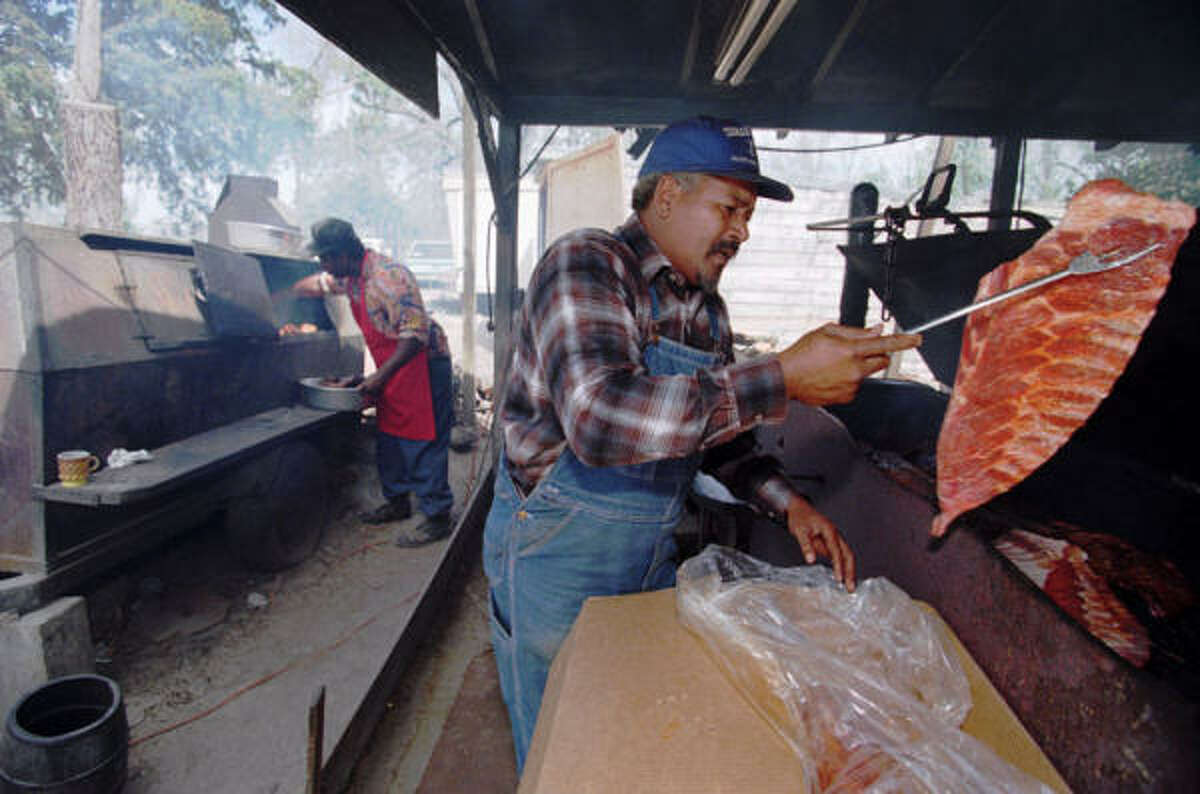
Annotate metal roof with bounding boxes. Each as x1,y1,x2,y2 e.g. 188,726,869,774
278,0,1200,143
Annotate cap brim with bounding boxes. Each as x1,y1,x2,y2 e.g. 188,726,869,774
742,173,794,202
687,168,794,202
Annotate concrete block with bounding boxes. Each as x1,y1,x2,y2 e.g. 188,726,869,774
0,596,94,721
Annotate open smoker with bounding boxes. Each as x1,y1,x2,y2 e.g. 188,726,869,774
696,167,1200,792
0,218,364,614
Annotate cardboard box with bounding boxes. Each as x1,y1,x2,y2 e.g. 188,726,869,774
519,588,1070,793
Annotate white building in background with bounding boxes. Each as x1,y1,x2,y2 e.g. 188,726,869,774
441,134,942,385
440,174,541,305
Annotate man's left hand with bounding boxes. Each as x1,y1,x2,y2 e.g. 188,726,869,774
786,495,856,592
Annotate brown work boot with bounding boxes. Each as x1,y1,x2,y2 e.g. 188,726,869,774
393,511,453,547
359,496,412,524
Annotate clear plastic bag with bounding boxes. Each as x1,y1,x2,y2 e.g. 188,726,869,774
676,546,1055,793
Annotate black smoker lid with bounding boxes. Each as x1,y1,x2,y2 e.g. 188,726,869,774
838,226,1045,385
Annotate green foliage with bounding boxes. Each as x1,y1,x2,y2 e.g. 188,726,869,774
105,0,316,231
1082,143,1200,207
945,138,994,201
0,0,72,216
0,0,317,229
290,61,459,251
1010,140,1200,211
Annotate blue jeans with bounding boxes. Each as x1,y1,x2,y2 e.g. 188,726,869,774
376,355,454,518
485,285,719,771
483,453,684,771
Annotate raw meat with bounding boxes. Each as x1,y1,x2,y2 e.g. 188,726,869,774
992,529,1150,666
933,179,1195,536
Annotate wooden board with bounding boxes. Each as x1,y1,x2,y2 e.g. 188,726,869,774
33,405,339,506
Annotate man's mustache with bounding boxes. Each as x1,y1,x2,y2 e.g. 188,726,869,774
708,240,740,258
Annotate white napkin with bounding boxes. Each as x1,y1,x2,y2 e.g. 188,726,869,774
107,448,153,468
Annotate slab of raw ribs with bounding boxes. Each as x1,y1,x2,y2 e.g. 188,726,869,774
933,179,1195,536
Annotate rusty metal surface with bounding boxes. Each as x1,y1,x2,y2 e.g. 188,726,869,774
38,335,358,481
0,225,46,572
415,650,517,794
746,403,1199,793
2,223,343,370
0,225,31,373
0,371,40,572
191,242,279,338
8,224,194,368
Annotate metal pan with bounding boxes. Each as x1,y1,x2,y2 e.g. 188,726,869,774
299,377,364,412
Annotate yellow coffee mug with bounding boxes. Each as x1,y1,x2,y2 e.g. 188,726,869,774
57,450,101,487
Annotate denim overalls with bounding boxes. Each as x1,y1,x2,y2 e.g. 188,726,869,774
484,287,720,770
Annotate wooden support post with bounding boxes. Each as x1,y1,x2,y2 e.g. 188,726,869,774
459,98,478,428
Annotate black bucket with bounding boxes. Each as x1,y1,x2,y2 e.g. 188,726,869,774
0,674,128,794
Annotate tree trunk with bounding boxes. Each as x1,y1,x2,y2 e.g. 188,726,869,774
63,99,123,230
71,0,102,103
63,0,122,230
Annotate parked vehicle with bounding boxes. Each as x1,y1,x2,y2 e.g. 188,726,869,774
405,239,458,292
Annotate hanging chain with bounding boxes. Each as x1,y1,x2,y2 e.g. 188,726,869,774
880,208,908,323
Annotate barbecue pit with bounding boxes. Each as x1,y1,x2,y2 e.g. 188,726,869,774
0,219,364,615
694,183,1200,790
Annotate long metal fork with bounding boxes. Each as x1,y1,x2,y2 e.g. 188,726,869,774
904,242,1164,334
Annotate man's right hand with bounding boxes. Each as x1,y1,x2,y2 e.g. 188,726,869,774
778,323,921,405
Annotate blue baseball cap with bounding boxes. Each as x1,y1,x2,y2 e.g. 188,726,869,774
638,116,793,202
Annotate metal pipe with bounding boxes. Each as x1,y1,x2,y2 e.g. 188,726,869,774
714,0,771,82
492,119,521,409
839,183,876,327
729,0,799,86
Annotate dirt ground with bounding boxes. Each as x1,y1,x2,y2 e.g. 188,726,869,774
67,307,498,792
81,415,493,793
76,301,497,791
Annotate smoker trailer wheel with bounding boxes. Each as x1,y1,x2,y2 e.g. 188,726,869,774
223,440,330,571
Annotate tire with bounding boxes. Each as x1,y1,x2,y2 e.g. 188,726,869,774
0,674,128,794
224,440,330,572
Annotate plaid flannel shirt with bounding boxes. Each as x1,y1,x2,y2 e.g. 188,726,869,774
500,214,800,520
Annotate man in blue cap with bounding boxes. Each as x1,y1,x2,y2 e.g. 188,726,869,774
484,117,920,768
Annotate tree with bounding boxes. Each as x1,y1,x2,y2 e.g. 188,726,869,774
1082,143,1200,206
63,0,123,229
103,0,317,232
0,0,72,218
1,0,317,232
290,52,461,251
